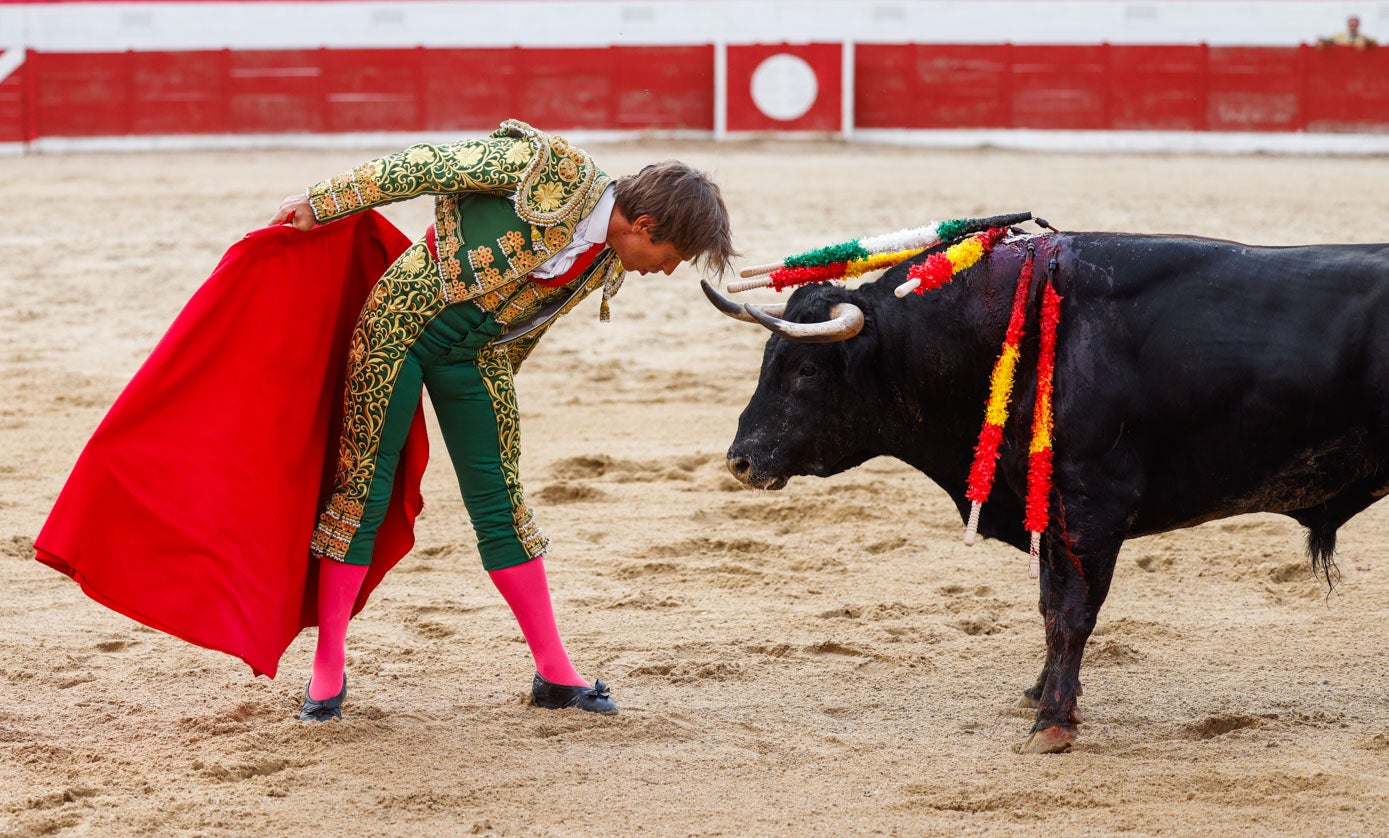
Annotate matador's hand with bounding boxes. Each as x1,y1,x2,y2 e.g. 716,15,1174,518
270,194,317,231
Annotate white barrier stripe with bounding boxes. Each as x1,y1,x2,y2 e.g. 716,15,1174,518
10,2,1389,52
0,49,24,86
854,129,1389,158
840,39,854,139
20,128,1389,158
713,40,727,141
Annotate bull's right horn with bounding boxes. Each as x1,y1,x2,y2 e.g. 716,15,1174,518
701,279,786,323
745,302,865,343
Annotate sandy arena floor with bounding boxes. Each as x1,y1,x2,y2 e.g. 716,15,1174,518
1,140,1388,836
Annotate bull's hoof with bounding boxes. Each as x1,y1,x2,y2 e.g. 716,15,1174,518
1017,726,1075,754
1013,696,1082,724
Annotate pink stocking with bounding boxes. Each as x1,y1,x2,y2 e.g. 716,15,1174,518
488,556,587,687
309,557,368,701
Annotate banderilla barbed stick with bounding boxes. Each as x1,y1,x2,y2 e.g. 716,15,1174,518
731,212,1034,292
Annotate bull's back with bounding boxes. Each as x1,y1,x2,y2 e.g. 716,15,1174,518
1054,234,1389,529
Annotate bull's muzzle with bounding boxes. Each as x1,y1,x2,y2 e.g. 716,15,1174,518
725,453,788,490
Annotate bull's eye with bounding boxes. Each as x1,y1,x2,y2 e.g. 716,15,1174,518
798,364,817,378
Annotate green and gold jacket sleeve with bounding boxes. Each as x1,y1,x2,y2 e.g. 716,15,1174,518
305,135,537,223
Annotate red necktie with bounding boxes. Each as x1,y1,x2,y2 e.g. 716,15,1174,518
531,242,606,287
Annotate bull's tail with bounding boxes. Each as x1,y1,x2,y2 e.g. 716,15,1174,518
1305,523,1341,590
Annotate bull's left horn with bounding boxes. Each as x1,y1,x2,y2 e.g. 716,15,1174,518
745,302,865,343
701,279,786,323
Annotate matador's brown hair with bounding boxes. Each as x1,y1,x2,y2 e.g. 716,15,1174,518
613,161,737,276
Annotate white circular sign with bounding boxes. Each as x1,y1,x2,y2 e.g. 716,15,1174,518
749,53,819,122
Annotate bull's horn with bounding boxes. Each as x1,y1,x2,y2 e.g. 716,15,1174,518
745,302,865,343
701,279,786,322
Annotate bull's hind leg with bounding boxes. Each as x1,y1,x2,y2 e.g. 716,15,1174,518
1019,528,1120,754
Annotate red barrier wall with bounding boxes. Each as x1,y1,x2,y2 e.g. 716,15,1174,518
417,46,714,133
1304,47,1389,132
14,45,716,141
3,42,1387,145
853,43,1389,134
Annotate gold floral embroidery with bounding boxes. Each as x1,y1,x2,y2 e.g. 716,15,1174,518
358,173,384,205
492,283,549,325
510,255,618,371
532,181,564,212
507,123,604,226
311,240,447,562
453,144,484,168
469,246,495,270
399,247,427,274
509,250,542,275
500,230,526,254
557,157,578,183
305,120,615,337
504,141,533,167
473,288,508,312
543,225,570,253
476,346,549,559
435,197,463,293
307,127,548,226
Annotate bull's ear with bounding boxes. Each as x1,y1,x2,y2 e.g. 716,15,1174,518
745,303,865,343
701,279,786,322
829,309,884,391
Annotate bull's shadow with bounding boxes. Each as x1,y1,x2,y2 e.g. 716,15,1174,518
705,228,1389,753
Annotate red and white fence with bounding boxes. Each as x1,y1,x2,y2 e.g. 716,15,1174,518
3,1,1388,153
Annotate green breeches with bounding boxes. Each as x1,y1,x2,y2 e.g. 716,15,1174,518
332,302,548,571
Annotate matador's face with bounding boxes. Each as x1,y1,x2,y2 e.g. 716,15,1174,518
608,214,689,276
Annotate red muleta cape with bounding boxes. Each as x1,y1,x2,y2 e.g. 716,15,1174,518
35,210,428,678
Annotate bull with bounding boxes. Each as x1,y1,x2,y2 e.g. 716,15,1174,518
704,228,1389,753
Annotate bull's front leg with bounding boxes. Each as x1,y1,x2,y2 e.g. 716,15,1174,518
1019,565,1056,709
1020,527,1120,754
1017,559,1079,709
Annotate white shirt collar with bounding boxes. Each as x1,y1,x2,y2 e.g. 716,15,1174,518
577,185,616,246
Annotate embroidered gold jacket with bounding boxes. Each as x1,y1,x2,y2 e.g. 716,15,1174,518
305,119,625,367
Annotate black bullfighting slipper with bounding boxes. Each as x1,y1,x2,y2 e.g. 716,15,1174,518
530,672,618,714
299,675,347,722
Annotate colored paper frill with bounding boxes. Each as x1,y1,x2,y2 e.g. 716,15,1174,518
902,227,1009,296
761,212,1030,293
963,247,1036,547
1024,280,1063,578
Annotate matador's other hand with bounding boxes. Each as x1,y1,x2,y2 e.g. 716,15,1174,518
270,194,317,231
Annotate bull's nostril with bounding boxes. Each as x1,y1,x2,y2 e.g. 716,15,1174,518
727,456,751,479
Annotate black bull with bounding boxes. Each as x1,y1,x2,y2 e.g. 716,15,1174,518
707,231,1389,753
